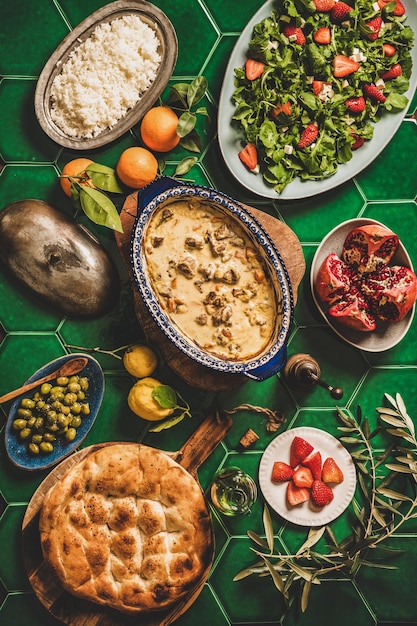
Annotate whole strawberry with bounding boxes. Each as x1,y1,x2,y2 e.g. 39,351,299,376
298,123,319,149
283,25,306,45
330,1,352,22
381,63,402,80
271,461,294,482
322,457,344,484
345,96,366,113
363,83,387,103
365,16,383,41
290,436,314,467
313,0,335,11
311,480,334,507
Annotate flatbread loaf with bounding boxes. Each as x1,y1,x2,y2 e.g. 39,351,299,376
39,443,213,614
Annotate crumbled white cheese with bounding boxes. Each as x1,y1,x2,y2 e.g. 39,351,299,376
284,144,293,154
372,1,380,10
288,34,297,42
376,78,386,88
50,15,161,139
342,80,350,88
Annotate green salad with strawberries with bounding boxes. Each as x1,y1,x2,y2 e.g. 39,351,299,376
232,0,414,193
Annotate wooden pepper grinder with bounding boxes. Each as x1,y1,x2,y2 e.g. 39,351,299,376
283,353,343,400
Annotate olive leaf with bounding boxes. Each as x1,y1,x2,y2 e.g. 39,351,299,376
263,505,275,552
78,186,123,233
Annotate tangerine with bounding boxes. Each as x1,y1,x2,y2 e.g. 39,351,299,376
60,157,94,197
116,147,158,189
140,106,180,152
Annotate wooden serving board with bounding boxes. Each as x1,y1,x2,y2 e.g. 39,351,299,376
115,191,305,391
22,411,233,626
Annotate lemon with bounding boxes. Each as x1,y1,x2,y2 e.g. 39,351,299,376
127,377,174,421
123,345,157,378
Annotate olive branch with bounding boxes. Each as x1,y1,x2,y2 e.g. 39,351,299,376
234,393,417,614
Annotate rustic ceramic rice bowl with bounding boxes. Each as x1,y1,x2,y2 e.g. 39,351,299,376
130,178,294,380
35,0,178,150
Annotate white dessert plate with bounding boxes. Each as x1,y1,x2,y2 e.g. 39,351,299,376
310,218,415,352
259,426,356,527
218,0,417,200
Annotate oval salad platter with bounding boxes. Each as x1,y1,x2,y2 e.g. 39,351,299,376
218,0,417,200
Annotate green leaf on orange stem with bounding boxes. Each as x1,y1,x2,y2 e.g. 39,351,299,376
78,186,123,232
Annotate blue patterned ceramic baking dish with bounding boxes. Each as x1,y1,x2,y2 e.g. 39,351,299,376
130,177,294,381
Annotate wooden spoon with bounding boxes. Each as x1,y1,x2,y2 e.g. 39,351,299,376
0,357,89,404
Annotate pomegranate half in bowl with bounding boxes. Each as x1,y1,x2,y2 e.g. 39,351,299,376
311,218,417,352
130,177,294,380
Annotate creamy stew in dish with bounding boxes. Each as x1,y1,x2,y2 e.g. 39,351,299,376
143,198,283,361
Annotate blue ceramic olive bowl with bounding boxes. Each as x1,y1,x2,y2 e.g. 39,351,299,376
5,353,104,471
130,177,294,380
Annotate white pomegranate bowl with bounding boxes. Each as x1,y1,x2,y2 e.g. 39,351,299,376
130,178,294,381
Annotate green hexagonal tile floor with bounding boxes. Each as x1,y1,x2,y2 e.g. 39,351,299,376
1,0,417,625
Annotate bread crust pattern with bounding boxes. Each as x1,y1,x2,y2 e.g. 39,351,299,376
39,443,213,614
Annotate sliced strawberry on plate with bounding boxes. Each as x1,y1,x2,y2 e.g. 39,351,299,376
363,83,386,103
312,80,324,96
290,436,314,467
271,461,294,482
313,0,335,11
365,16,383,41
271,101,293,118
392,0,405,15
322,457,344,484
302,450,322,481
333,55,360,78
283,25,306,45
381,63,402,80
382,43,396,57
245,59,265,81
345,96,365,113
287,480,310,506
293,466,314,489
378,0,405,16
330,1,352,22
314,27,331,44
351,133,365,150
311,480,334,507
238,143,259,173
298,123,319,148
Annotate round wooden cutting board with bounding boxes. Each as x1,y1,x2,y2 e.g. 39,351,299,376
22,411,233,626
115,189,305,391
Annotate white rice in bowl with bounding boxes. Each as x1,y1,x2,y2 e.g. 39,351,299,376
50,14,162,139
